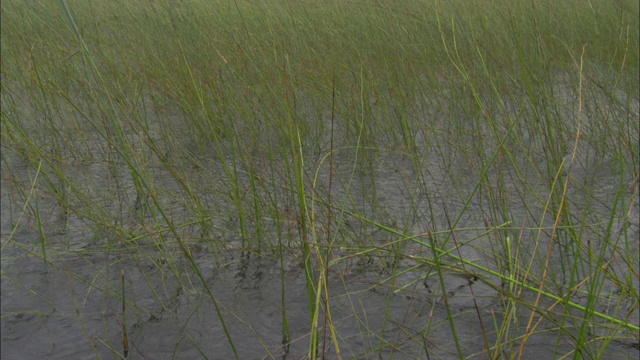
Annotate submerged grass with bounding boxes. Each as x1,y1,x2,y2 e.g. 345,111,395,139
1,0,638,359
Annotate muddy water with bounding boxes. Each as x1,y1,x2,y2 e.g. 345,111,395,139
2,98,639,359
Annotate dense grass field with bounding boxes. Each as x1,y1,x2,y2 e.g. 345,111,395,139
1,0,638,359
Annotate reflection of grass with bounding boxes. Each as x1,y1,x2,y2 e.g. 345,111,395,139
1,0,638,358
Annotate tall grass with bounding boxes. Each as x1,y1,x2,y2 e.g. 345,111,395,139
2,0,638,358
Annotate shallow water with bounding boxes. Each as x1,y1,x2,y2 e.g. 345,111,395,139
2,140,638,359
2,80,639,358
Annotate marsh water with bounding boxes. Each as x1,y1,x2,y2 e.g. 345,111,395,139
2,90,639,359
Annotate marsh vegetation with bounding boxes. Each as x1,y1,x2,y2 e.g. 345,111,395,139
1,0,638,358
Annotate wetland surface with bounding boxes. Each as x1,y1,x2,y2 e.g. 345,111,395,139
2,1,639,359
